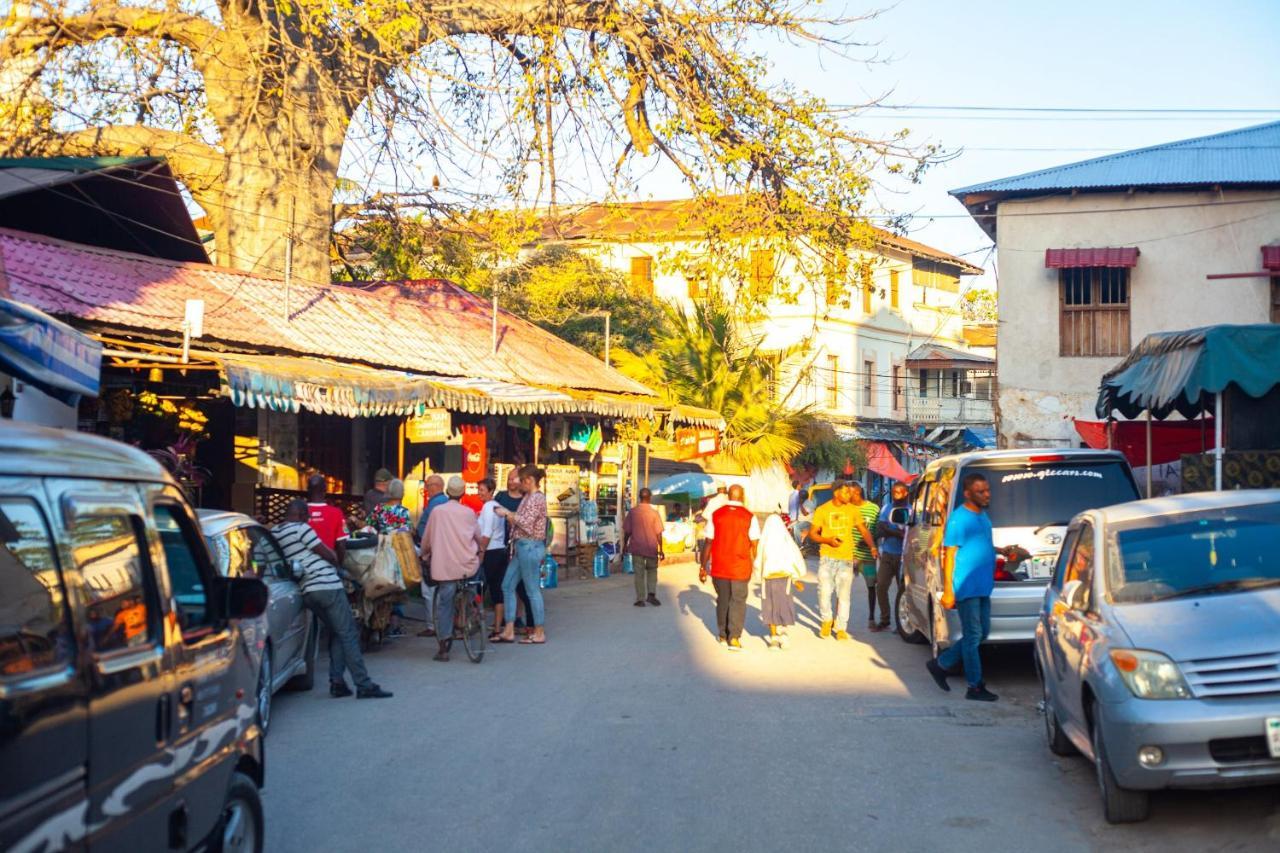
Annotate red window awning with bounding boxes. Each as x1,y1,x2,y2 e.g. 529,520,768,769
865,441,915,483
1045,247,1139,269
1262,244,1280,271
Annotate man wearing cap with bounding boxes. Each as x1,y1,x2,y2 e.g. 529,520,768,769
414,473,449,638
364,468,394,514
420,476,483,662
699,484,760,651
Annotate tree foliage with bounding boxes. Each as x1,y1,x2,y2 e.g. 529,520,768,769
960,287,997,322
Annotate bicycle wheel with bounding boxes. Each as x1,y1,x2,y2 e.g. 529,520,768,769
461,586,485,663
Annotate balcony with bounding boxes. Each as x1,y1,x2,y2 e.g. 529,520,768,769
908,394,993,425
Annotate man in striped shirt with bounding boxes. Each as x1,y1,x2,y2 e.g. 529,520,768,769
274,499,392,699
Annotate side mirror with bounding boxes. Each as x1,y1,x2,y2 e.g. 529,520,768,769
213,576,269,620
889,507,912,526
1062,579,1088,611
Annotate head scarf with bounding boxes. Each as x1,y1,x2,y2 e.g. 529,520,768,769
754,513,806,580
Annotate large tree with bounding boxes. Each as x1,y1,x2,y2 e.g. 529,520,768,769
1,0,934,285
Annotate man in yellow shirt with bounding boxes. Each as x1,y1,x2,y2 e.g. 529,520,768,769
808,480,878,640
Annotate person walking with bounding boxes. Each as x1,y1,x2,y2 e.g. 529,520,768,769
476,478,512,640
414,474,448,638
495,468,536,637
808,480,876,640
925,472,1026,702
872,482,911,632
272,500,391,699
753,513,806,649
623,487,665,607
494,465,548,645
699,484,759,651
420,476,482,662
848,482,882,631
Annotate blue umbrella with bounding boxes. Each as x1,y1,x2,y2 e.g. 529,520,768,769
649,471,717,498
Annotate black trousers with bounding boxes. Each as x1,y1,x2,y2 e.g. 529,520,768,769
712,578,749,640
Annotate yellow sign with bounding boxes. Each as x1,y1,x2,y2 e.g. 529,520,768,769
406,409,451,443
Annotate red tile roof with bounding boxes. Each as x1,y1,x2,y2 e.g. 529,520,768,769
0,227,654,397
1044,247,1140,269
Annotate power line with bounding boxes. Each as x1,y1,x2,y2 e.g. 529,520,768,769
847,104,1280,115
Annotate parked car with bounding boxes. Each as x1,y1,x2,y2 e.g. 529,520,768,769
1036,489,1280,823
0,423,267,852
199,509,319,734
894,449,1140,653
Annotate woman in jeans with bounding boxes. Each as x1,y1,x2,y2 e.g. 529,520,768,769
494,465,547,644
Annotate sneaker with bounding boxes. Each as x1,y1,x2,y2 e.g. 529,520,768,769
966,685,999,702
834,630,852,641
646,594,662,607
926,659,952,693
329,680,353,698
727,638,743,652
633,600,646,607
356,685,393,699
717,634,727,645
819,620,833,638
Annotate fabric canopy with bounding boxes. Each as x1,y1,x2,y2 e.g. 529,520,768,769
667,403,726,430
1096,324,1280,420
1073,418,1215,468
865,441,915,483
1045,247,1139,268
0,296,101,404
962,426,996,449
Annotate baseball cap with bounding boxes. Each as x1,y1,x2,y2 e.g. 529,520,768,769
446,475,465,498
374,468,393,483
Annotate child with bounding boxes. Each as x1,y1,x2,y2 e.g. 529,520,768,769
754,513,807,649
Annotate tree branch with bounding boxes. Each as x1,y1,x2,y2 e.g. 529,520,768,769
3,3,221,57
55,124,224,197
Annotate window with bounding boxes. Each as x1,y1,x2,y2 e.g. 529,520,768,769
686,274,703,300
0,499,72,678
824,255,848,307
749,249,775,301
890,269,900,309
861,280,872,314
246,526,289,580
73,514,154,655
1060,267,1130,357
863,359,874,407
892,365,904,411
154,504,215,638
918,368,930,398
630,256,654,296
825,354,839,410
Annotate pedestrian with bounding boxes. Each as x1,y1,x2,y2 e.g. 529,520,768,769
420,476,482,662
872,482,911,632
807,480,876,640
272,499,392,699
925,472,1025,702
475,478,511,640
366,478,411,532
698,484,759,651
694,483,728,548
623,487,665,607
848,482,882,631
753,513,806,649
305,473,349,563
787,480,808,523
494,465,548,645
414,473,448,638
495,468,537,637
363,468,394,515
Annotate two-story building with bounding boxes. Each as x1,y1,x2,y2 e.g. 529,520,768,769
532,198,992,440
950,121,1280,448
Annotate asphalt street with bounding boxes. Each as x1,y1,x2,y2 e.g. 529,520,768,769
261,561,1280,853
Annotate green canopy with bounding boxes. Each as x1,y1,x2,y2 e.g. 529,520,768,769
1096,324,1280,420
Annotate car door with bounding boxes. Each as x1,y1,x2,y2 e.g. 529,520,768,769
902,470,936,623
56,482,173,852
1047,520,1098,734
244,523,306,676
0,490,88,853
1040,524,1082,702
144,487,252,850
925,465,956,645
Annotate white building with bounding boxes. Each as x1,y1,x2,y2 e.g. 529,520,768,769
532,198,992,434
950,121,1280,448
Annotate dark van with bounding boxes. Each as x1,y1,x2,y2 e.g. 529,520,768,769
0,423,267,852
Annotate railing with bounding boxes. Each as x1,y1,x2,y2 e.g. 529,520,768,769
254,487,366,525
908,395,994,424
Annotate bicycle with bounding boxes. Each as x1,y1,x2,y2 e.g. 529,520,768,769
433,574,486,663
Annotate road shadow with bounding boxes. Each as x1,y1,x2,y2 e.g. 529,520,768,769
676,581,763,640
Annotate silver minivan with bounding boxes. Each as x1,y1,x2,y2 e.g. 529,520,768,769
894,448,1140,654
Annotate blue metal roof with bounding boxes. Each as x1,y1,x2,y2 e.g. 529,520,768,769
950,121,1280,197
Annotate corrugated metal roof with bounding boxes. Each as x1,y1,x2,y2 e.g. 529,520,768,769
1045,247,1139,268
950,121,1280,196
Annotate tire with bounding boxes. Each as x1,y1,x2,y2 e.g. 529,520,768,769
212,771,264,853
1040,665,1076,756
895,584,927,645
461,588,485,663
1091,705,1150,824
255,648,272,736
284,616,318,691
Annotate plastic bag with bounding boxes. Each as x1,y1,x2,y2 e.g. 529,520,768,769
363,536,406,599
389,531,421,586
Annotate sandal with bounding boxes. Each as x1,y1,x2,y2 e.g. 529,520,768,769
519,636,546,645
493,635,517,644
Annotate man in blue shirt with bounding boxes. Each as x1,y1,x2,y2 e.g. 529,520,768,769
871,481,911,632
414,474,449,637
926,472,1024,702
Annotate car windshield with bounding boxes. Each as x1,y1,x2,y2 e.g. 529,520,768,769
1110,504,1280,604
963,459,1138,528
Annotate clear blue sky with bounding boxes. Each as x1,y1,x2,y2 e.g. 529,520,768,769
748,0,1280,286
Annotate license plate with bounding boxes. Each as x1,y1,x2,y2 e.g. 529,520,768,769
1028,557,1055,580
1268,717,1280,759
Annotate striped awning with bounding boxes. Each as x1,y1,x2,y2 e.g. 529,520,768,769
0,296,101,404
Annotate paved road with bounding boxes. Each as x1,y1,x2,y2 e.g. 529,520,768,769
262,561,1280,852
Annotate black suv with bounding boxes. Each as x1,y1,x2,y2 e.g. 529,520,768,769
0,424,267,852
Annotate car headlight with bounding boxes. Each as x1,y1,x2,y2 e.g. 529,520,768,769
1109,649,1193,700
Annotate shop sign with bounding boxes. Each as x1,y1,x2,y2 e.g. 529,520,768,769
545,464,580,511
674,427,721,461
406,408,451,443
460,424,487,482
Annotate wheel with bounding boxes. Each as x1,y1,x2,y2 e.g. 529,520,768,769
461,589,485,663
1091,704,1150,823
284,616,318,691
212,771,263,853
895,584,927,644
1040,665,1076,756
255,648,272,736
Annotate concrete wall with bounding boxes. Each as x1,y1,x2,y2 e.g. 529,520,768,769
994,189,1280,446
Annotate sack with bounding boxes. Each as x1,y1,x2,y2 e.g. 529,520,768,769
389,531,421,586
364,535,407,599
342,544,377,579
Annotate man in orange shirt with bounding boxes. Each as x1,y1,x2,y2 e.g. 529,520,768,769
699,485,760,651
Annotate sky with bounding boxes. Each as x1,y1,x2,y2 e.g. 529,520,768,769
742,0,1280,288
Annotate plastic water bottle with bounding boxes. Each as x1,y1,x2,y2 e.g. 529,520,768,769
622,554,634,574
540,554,559,589
593,550,610,578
